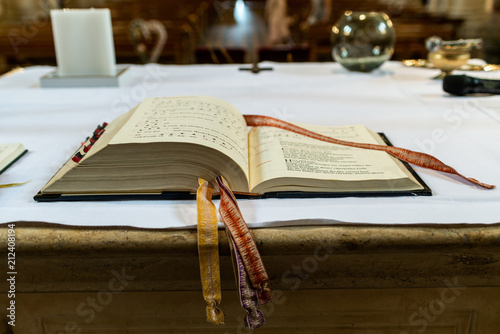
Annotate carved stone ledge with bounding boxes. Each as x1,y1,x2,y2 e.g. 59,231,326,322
1,222,499,293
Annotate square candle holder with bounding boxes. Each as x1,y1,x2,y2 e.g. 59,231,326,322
40,65,131,88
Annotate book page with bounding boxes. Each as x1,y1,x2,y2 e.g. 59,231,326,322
248,123,411,191
110,96,249,178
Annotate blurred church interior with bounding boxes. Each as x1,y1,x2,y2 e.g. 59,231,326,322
0,0,499,74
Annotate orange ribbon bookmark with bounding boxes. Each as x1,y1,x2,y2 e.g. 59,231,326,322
244,114,494,189
196,178,224,325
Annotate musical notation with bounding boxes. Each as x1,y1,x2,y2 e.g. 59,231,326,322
111,97,249,170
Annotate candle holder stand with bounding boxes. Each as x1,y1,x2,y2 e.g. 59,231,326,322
40,66,131,88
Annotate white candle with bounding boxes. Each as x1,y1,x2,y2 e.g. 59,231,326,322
50,8,116,76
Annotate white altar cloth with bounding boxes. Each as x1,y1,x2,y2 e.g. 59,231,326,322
1,62,499,228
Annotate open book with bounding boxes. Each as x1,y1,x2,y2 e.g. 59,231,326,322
34,96,430,201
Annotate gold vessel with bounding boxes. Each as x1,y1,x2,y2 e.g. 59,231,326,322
425,36,482,79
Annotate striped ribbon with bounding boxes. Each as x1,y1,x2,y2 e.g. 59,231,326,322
196,178,224,325
216,175,273,305
227,230,266,329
